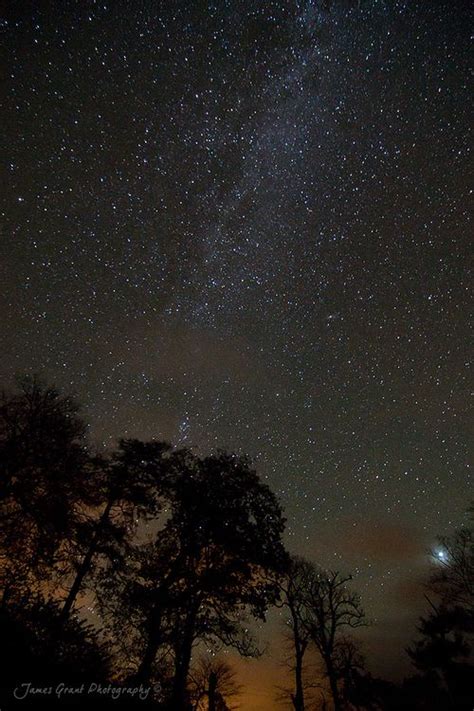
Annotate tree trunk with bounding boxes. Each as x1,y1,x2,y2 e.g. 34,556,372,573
135,634,161,682
135,555,188,683
208,670,217,711
324,655,342,711
171,603,198,710
59,494,114,623
292,642,306,711
135,602,165,682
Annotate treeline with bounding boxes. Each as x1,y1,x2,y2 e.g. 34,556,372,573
277,535,474,711
0,377,473,710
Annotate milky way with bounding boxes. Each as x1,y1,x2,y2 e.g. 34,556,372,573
1,0,471,682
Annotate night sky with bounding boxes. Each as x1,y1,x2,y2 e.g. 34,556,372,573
1,1,472,705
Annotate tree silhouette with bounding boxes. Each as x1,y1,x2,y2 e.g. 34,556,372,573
1,376,399,710
0,596,111,709
404,505,474,710
429,503,474,614
407,600,474,709
0,375,91,606
334,638,377,710
277,558,367,711
98,447,288,708
302,569,366,711
188,656,241,711
94,443,194,684
59,438,166,624
277,556,315,711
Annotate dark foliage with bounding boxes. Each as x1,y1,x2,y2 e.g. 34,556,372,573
0,380,288,710
1,378,472,710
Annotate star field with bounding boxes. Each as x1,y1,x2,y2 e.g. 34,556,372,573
1,0,472,683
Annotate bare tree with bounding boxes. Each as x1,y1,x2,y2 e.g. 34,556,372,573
277,558,367,711
277,556,315,711
429,505,474,613
333,637,368,708
188,656,241,711
302,567,367,711
280,559,367,711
